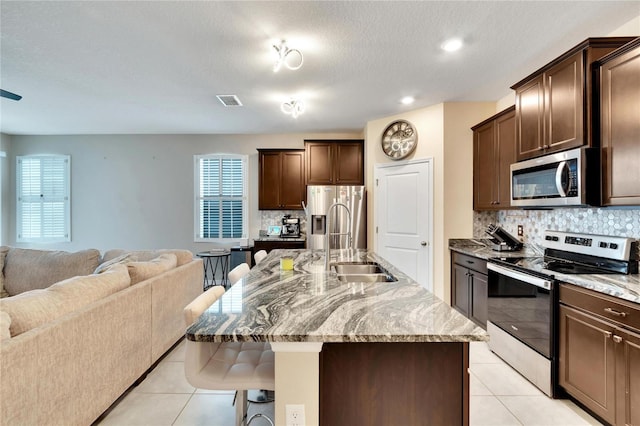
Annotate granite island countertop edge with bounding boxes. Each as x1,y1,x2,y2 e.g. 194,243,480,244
187,248,489,344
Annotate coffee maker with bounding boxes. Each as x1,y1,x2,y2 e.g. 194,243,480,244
280,215,301,238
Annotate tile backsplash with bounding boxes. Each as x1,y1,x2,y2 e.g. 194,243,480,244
474,208,640,247
259,210,307,234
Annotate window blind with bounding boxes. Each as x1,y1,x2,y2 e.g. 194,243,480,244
195,154,247,240
17,155,71,243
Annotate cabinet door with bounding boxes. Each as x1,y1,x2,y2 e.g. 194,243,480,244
600,43,640,206
279,151,305,209
259,151,282,209
516,74,545,160
470,272,488,329
494,110,515,208
616,327,640,426
559,304,616,425
334,142,364,185
473,121,496,210
306,142,334,185
452,264,470,317
545,52,584,153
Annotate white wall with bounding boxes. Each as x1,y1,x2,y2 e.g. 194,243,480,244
6,132,360,253
0,134,10,246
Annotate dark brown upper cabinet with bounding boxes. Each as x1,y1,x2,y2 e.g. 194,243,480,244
596,37,640,206
472,106,516,211
258,149,306,210
512,37,635,161
305,140,364,185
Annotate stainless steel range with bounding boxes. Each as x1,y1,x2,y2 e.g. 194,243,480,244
486,231,637,397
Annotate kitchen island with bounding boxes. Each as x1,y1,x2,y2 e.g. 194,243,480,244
187,249,488,425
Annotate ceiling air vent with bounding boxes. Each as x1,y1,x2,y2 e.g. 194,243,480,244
216,95,243,107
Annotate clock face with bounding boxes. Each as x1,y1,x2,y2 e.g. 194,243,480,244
381,120,418,160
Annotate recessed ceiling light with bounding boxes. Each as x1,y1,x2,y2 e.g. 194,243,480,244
441,38,463,52
401,96,415,105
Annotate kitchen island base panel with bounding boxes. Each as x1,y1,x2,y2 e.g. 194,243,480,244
320,342,469,426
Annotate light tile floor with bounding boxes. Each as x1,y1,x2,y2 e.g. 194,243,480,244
97,340,603,426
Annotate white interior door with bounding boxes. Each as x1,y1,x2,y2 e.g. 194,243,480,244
375,159,433,291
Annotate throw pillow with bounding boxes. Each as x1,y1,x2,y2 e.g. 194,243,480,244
0,310,11,341
0,264,130,337
103,249,193,267
4,248,102,296
0,246,9,298
94,253,138,274
127,253,177,285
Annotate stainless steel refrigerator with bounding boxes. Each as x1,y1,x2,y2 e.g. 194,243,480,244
305,186,366,250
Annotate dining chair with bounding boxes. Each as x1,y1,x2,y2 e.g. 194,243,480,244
253,250,268,265
184,287,275,426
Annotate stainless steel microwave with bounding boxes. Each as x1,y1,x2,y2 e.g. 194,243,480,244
510,147,599,207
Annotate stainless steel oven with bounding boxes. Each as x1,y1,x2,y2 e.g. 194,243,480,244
487,260,557,397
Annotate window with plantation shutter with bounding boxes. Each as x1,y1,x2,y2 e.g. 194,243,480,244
194,154,248,241
17,155,71,243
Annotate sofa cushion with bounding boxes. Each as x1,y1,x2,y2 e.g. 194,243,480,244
0,264,131,337
4,248,101,296
103,249,193,267
127,254,178,285
0,310,10,341
94,253,138,274
0,246,9,298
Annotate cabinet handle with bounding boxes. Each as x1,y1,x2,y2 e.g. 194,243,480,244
466,260,474,265
613,335,623,344
604,307,627,318
511,325,519,331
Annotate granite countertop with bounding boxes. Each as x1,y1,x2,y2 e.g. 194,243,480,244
449,239,640,304
187,249,488,344
254,236,306,242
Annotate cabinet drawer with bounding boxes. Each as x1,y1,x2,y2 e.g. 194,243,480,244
452,253,487,275
560,283,640,332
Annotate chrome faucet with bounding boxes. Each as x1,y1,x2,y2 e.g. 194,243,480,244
325,202,352,271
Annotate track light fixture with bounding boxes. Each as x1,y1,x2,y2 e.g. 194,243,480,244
273,40,304,72
281,99,305,118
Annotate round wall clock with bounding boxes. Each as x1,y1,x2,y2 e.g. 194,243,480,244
381,120,418,160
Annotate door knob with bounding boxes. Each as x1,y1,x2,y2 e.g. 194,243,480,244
421,241,427,246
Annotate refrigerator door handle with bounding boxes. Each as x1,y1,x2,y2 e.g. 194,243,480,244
301,200,308,215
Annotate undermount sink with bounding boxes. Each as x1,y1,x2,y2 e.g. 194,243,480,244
332,262,384,275
331,261,397,283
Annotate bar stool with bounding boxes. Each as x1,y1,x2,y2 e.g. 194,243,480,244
184,287,274,426
254,250,268,265
228,263,250,286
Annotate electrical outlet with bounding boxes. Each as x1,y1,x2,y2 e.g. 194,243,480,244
517,225,524,237
286,404,305,426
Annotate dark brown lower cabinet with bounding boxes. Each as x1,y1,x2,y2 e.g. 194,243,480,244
559,284,640,425
253,240,305,254
451,252,488,329
320,342,469,426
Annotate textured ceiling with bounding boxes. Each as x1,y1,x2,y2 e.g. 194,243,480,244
1,1,638,135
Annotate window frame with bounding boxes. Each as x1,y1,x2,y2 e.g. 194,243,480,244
194,153,248,242
16,154,71,243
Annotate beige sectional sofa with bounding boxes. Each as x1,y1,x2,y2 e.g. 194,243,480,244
0,247,203,426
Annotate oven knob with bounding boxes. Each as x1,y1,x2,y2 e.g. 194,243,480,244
610,243,618,250
599,242,608,248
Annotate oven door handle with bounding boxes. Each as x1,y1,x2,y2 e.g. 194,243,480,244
488,263,552,290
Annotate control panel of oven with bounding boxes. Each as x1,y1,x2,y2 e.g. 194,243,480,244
543,230,634,261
